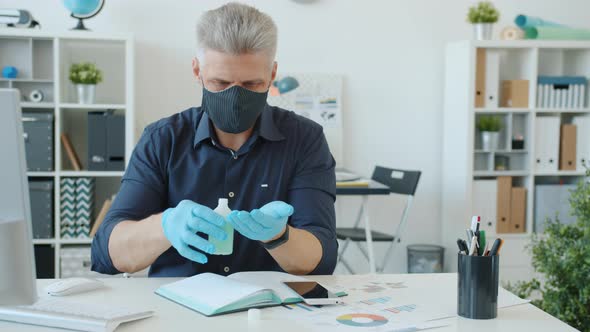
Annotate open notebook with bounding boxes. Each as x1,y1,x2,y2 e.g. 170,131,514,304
155,271,346,316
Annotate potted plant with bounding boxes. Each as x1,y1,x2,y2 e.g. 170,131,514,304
505,167,590,331
69,62,103,104
467,1,500,40
477,115,502,150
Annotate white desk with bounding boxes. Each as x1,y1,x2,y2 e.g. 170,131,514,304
0,273,576,332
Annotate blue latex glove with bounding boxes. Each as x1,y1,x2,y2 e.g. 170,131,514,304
227,201,295,242
162,200,227,263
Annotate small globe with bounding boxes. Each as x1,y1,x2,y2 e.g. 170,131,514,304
63,0,102,17
63,0,105,30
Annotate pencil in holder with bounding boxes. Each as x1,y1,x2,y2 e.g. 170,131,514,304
457,253,499,319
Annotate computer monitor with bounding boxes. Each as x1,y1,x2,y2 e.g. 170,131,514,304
0,89,37,305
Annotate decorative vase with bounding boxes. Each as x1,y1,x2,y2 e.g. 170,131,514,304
473,23,494,40
481,131,499,151
76,84,96,104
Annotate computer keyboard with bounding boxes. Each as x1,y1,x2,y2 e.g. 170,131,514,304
0,297,154,332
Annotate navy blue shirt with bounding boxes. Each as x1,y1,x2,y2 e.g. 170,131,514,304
91,105,337,277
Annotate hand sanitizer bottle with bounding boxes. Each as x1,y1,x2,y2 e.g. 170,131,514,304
211,198,233,255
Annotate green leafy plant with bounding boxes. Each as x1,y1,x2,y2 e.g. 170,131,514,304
476,115,502,132
467,1,500,24
505,167,590,331
69,62,103,85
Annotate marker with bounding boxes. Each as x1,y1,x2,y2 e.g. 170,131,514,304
489,238,504,256
465,229,473,250
457,239,468,254
461,239,469,253
478,230,486,256
470,215,480,233
468,236,478,256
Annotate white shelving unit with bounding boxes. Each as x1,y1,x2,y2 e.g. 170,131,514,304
442,40,590,283
1,30,134,278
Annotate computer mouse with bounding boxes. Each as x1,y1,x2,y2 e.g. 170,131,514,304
44,278,105,296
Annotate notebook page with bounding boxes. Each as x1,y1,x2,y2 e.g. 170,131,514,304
228,271,307,302
158,272,268,309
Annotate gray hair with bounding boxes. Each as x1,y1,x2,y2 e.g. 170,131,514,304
196,3,278,64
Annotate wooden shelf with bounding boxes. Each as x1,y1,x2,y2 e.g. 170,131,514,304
473,170,530,177
60,238,93,245
474,108,531,114
0,78,53,83
471,39,590,49
27,171,55,177
534,170,587,176
21,102,55,108
32,239,56,245
474,150,528,154
60,171,125,177
535,108,590,114
60,103,126,110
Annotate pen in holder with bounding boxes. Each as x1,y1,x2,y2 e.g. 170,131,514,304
457,253,499,319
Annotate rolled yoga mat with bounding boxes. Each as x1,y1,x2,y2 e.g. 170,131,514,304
515,14,564,29
524,26,590,40
500,26,524,40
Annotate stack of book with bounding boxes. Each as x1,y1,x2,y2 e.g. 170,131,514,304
536,76,588,109
60,178,95,238
336,170,370,187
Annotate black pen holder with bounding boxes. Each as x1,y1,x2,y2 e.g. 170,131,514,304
457,253,499,319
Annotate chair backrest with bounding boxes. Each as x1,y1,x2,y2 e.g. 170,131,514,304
371,166,421,196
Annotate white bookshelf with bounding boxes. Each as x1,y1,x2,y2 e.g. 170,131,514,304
0,30,134,278
442,40,590,283
60,103,126,110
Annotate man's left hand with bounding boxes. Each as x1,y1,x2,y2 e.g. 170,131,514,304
227,201,294,242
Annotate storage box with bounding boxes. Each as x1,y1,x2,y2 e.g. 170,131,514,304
496,176,512,233
22,111,54,171
474,48,486,108
34,244,55,278
510,187,526,233
60,178,94,238
501,80,529,108
60,246,101,278
88,111,125,171
28,179,54,239
560,124,577,170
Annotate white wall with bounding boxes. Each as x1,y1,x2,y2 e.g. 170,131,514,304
6,0,590,273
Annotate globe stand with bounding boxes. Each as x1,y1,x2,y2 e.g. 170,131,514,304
67,0,105,31
72,15,89,31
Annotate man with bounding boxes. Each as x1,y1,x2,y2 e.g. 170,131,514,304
91,2,337,277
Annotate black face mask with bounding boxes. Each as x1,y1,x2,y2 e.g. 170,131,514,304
202,84,268,134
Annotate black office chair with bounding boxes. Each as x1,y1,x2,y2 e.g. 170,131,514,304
336,166,421,273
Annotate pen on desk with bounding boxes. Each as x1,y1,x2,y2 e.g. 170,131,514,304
489,238,504,256
457,239,468,254
478,230,486,256
470,215,480,233
461,239,469,254
468,236,478,256
465,229,472,250
467,229,474,243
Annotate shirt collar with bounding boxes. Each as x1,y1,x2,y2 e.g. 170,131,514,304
193,105,285,148
193,110,214,148
258,104,286,142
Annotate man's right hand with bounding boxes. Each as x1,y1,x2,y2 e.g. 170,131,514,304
162,200,227,264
